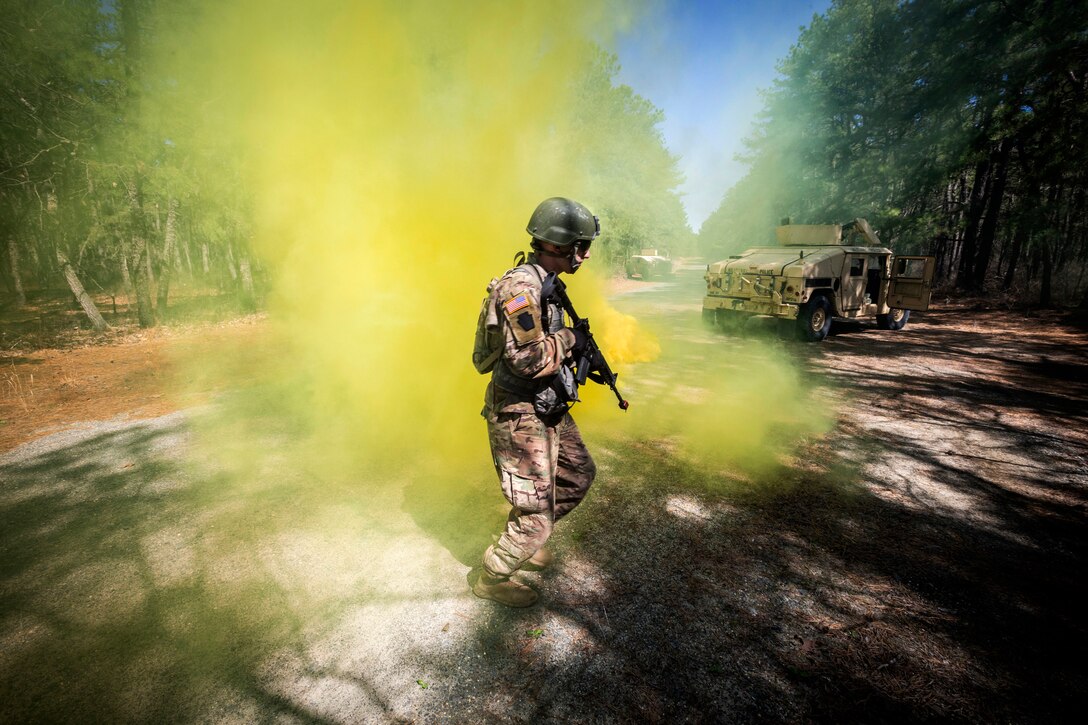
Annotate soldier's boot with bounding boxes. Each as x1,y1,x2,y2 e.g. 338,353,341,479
471,571,538,608
521,547,554,571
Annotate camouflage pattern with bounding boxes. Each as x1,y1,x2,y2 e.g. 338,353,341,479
702,218,936,343
482,257,575,419
482,410,596,578
479,253,596,580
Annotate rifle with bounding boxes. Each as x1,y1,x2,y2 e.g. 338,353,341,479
542,273,630,411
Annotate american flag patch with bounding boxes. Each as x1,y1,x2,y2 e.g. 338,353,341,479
503,294,530,315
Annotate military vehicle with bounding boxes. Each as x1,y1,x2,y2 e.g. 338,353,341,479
625,248,674,280
702,218,935,341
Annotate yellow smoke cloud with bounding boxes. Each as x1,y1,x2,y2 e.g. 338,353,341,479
162,1,654,479
158,0,829,512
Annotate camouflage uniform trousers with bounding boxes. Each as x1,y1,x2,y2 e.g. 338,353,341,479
483,410,597,579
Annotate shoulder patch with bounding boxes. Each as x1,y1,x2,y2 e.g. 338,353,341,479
504,294,530,316
500,287,543,347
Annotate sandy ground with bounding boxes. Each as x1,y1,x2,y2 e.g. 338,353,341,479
2,272,1087,722
0,315,269,452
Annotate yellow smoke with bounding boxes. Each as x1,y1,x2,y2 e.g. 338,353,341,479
565,269,663,367
160,1,655,478
158,0,829,510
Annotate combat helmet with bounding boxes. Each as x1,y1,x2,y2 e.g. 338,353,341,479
527,197,600,247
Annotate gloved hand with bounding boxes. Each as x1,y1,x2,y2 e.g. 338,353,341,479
568,320,590,357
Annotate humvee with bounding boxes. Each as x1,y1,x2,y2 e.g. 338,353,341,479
625,248,673,280
702,219,935,341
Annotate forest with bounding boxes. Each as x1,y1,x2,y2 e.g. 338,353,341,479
0,0,692,335
700,0,1088,306
1,1,257,332
8,0,1086,337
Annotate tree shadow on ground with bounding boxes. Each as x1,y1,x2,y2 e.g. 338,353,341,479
388,423,1086,723
400,459,508,569
395,280,1088,722
6,405,1083,722
3,277,1086,722
0,413,437,724
0,418,319,722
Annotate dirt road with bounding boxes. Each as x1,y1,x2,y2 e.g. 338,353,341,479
2,271,1086,722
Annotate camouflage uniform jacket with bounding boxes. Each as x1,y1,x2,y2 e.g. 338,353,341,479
483,255,576,420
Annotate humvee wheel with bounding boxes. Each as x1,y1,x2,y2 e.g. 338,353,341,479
877,308,910,330
798,295,832,341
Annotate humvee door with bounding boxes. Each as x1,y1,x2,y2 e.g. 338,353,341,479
888,256,935,310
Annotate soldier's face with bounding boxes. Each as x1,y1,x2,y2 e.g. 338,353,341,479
539,240,589,274
569,240,591,273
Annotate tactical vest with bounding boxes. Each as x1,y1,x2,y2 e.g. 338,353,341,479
472,276,503,374
491,264,578,416
490,264,557,392
473,260,563,376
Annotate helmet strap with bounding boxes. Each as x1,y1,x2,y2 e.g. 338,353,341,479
563,244,582,269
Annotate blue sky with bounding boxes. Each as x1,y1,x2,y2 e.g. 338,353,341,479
613,0,832,230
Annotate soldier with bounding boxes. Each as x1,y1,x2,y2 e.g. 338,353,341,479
471,197,600,608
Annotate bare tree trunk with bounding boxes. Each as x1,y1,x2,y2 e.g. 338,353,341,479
201,243,210,275
957,159,991,289
119,0,155,326
8,237,26,307
182,238,193,278
77,218,101,267
26,231,40,262
124,173,156,328
145,239,155,295
946,171,968,276
56,249,109,331
78,174,101,267
1072,194,1088,303
238,251,255,310
932,233,951,283
973,140,1010,290
1035,185,1062,306
1072,255,1086,305
995,222,1009,279
937,180,955,280
182,216,194,277
1040,240,1053,307
120,252,133,293
157,198,178,311
226,243,238,281
1057,186,1075,270
239,255,254,293
1002,219,1027,291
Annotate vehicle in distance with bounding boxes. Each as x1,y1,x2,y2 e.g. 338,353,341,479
702,218,935,341
624,248,674,280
